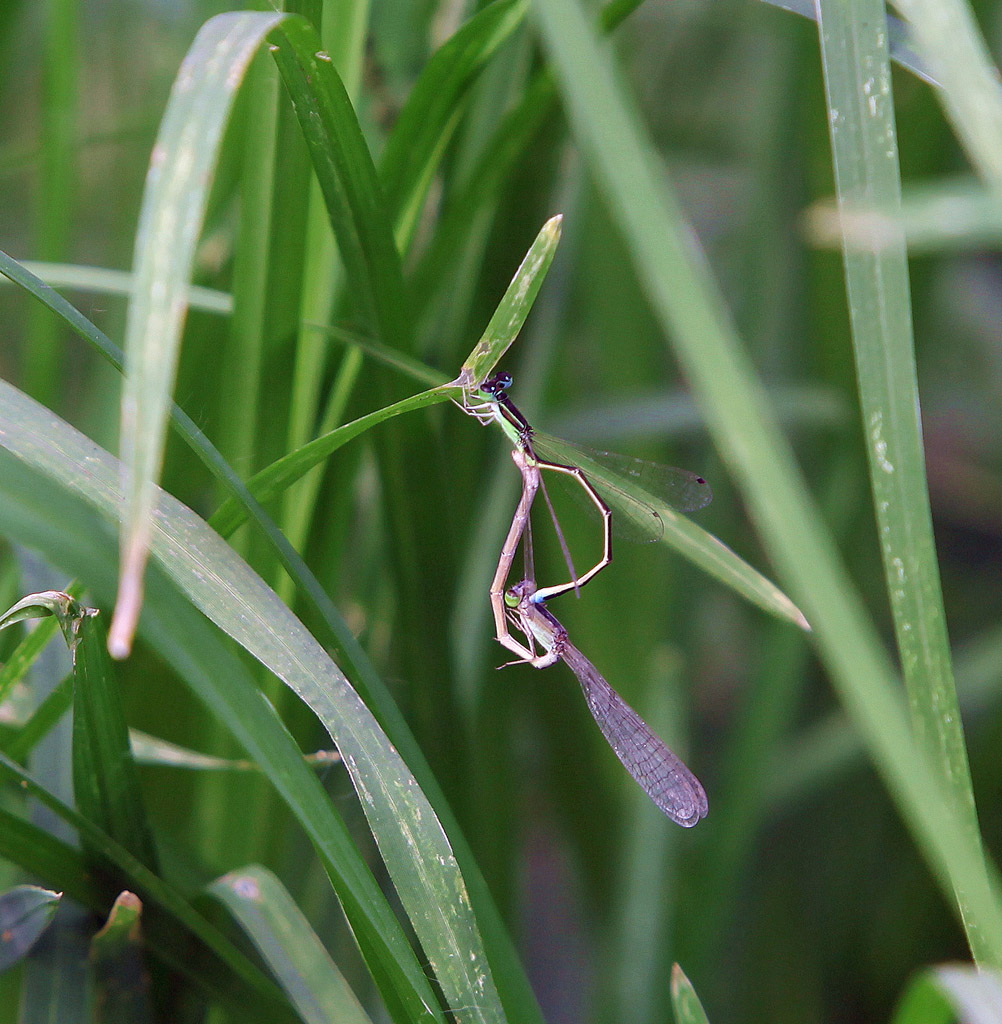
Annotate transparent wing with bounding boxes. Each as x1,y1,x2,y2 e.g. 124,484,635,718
560,641,708,826
532,432,712,543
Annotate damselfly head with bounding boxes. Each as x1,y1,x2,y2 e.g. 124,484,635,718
480,371,512,398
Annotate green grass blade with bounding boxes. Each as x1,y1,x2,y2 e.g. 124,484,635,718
269,16,408,348
1,592,162,873
0,380,508,1023
69,601,160,871
459,214,563,385
669,964,711,1024
532,0,1002,963
210,865,374,1024
209,386,454,537
282,0,369,575
3,596,156,876
816,0,987,960
0,455,445,1024
379,0,528,253
0,796,296,1023
891,0,1002,185
112,11,285,657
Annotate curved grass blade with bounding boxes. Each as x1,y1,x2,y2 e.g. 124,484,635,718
533,0,1002,963
379,0,528,253
112,11,285,656
210,866,374,1024
114,9,411,657
0,379,507,1024
0,768,297,1023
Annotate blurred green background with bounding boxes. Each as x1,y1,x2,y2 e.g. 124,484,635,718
1,0,1000,1021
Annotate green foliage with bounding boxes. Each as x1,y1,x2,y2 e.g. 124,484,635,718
1,0,1001,1021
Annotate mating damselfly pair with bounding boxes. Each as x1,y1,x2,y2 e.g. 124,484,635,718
465,372,711,827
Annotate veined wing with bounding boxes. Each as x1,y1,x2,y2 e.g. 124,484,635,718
559,640,707,826
532,432,712,543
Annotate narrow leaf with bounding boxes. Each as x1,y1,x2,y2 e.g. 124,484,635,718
70,606,160,872
669,964,711,1024
0,379,507,1023
379,0,528,251
113,11,284,656
532,0,1002,963
210,866,373,1024
459,214,563,387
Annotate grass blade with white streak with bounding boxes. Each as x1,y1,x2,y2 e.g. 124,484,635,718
113,12,284,656
815,0,986,961
532,0,1002,964
0,379,507,1024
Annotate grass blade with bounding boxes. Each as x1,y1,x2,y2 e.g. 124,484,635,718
532,0,1002,963
891,0,1002,185
0,379,508,1023
379,0,528,253
459,214,563,385
112,11,285,656
269,16,408,348
210,865,374,1024
815,0,987,961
